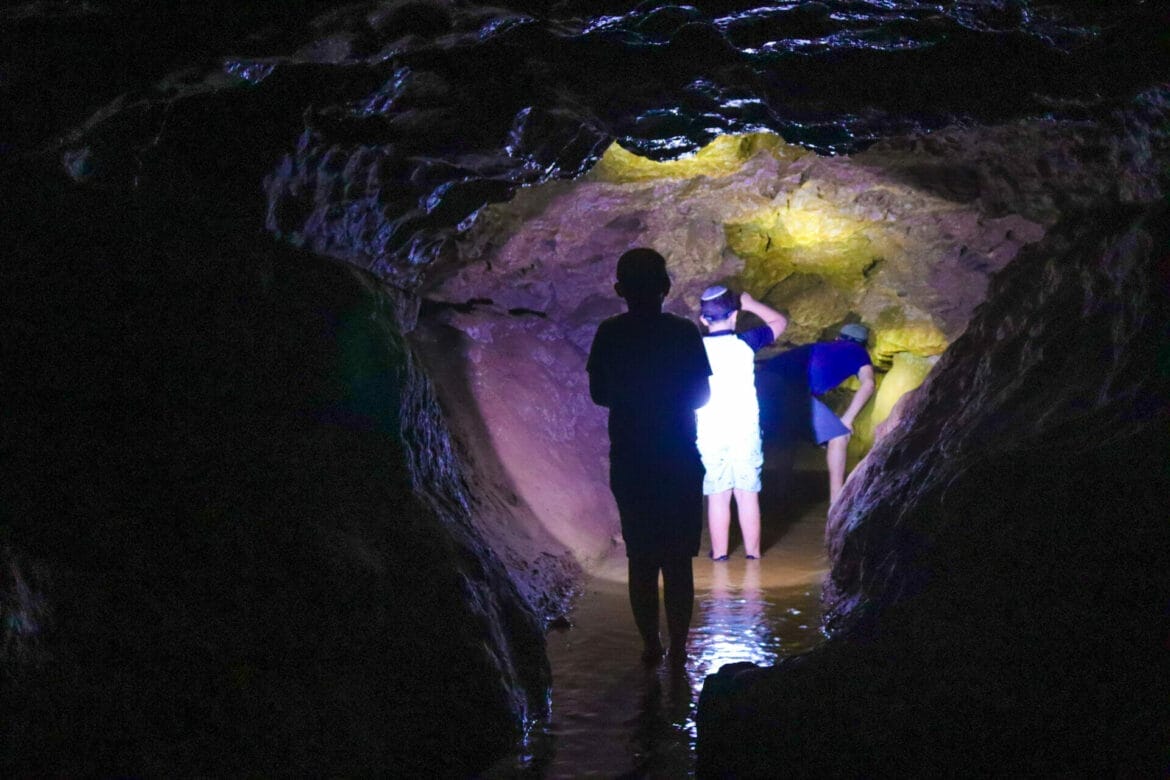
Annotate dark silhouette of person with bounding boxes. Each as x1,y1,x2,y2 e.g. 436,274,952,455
587,248,712,666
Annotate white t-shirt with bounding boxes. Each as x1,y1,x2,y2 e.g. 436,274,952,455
696,327,771,453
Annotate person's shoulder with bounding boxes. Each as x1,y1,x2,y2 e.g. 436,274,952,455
841,339,871,364
738,324,775,352
593,312,632,337
658,312,703,337
588,314,624,359
661,311,698,328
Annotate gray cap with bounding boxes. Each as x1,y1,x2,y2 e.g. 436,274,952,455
839,323,870,343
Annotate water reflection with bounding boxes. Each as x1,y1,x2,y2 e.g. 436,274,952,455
693,560,774,673
487,499,829,778
626,666,698,777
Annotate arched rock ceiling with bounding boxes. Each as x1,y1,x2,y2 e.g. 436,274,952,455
420,129,1045,463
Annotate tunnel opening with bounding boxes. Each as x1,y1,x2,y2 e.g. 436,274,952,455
2,0,1167,774
412,129,1044,592
407,111,1169,774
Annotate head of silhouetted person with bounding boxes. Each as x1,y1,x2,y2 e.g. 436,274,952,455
615,248,671,308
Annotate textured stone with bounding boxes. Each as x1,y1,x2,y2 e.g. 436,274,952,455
420,125,1063,503
7,3,1169,774
696,201,1170,778
0,167,550,776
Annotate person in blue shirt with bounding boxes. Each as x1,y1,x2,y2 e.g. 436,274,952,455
758,323,876,505
587,248,712,667
695,286,787,560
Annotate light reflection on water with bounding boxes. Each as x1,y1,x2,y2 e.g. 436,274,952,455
488,495,829,778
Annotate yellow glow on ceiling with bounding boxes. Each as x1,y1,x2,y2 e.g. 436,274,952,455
727,206,879,292
753,207,864,248
579,129,956,467
588,132,809,184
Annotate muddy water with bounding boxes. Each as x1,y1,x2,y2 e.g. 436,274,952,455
490,469,831,778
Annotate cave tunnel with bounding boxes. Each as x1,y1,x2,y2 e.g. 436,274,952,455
3,1,1169,776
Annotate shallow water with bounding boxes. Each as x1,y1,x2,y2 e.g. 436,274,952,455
490,469,831,777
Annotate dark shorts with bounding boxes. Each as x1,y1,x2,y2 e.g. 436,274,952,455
812,396,851,445
610,456,704,560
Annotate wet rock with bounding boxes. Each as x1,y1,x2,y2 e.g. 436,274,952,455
412,309,607,576
368,1,455,38
0,163,549,776
866,96,1170,227
695,201,1170,777
6,2,1170,775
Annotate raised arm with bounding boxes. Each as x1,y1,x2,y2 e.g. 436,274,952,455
740,292,788,340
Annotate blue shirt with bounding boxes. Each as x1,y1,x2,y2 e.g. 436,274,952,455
761,339,871,395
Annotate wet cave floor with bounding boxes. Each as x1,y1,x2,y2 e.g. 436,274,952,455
490,463,833,778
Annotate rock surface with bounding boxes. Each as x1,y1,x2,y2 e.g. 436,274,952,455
0,164,549,776
4,1,1169,774
417,103,1166,549
695,112,1170,775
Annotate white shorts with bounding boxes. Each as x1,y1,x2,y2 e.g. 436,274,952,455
699,438,763,495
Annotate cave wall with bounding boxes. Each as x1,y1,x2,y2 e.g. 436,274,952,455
0,165,548,775
695,96,1170,775
415,108,1165,560
5,2,1169,774
28,0,1168,585
409,313,592,608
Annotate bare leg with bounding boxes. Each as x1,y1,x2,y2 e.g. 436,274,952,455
706,490,733,558
661,554,694,663
827,434,850,505
732,488,761,558
628,557,663,660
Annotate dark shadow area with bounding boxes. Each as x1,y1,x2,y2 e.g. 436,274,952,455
758,459,829,554
755,359,832,553
1,160,547,775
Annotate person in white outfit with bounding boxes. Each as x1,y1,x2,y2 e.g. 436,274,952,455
695,286,787,560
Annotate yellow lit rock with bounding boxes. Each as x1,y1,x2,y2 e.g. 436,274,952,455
762,273,851,343
871,352,936,424
847,351,937,460
588,132,808,184
728,205,884,294
870,308,948,368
